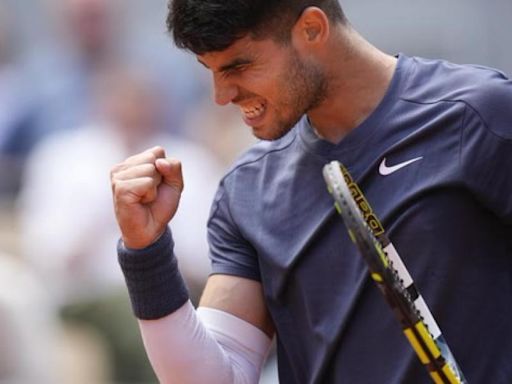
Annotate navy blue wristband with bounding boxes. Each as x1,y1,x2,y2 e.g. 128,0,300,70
117,227,189,320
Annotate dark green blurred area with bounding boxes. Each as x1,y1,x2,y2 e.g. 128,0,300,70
60,290,157,384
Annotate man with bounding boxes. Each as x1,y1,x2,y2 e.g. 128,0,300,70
110,1,512,382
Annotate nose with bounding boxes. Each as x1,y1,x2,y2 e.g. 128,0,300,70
213,74,238,106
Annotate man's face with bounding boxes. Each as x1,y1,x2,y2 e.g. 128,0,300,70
198,36,327,141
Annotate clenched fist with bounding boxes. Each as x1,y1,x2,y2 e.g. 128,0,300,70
110,146,183,249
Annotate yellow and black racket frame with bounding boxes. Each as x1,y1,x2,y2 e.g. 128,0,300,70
323,161,467,384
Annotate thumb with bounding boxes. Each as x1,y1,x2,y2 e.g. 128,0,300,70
155,158,184,193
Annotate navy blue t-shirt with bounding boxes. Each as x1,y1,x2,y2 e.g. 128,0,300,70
207,54,512,383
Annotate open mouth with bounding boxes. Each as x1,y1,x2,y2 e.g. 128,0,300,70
240,101,267,125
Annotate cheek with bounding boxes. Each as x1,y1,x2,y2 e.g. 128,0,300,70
245,66,286,98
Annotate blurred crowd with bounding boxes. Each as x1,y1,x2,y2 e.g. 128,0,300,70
0,0,511,383
0,0,253,382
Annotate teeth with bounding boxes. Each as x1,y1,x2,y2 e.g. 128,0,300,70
241,102,265,119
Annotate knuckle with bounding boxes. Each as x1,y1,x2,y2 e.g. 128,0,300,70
144,152,157,164
152,146,166,158
144,162,157,173
112,180,124,197
110,163,124,178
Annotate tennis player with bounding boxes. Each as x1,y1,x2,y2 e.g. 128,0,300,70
110,1,512,382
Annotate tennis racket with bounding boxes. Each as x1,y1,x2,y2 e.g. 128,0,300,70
322,161,466,384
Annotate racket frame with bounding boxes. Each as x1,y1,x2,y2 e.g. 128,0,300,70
322,161,466,384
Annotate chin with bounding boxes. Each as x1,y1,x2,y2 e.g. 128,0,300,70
252,119,297,141
252,127,288,141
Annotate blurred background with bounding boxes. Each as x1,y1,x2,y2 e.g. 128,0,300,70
0,0,510,383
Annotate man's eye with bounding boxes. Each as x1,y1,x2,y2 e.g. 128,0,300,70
225,64,247,76
234,64,247,72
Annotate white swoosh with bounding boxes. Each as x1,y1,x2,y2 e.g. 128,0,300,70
379,156,423,176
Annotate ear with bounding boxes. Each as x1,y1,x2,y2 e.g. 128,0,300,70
291,7,330,50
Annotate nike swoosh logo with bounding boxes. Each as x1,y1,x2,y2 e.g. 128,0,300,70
379,156,423,176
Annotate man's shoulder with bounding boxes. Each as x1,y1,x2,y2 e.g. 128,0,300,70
403,55,512,137
208,127,300,222
404,56,510,102
223,128,298,181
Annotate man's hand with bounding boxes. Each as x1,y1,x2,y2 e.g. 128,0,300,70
110,146,183,249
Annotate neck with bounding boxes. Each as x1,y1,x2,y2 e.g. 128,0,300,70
307,25,397,143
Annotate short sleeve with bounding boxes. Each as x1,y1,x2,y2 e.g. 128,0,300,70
460,75,512,224
207,181,261,281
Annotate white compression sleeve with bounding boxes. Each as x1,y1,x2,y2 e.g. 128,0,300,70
138,301,272,384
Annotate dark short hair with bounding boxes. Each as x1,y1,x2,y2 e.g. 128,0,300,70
167,0,346,55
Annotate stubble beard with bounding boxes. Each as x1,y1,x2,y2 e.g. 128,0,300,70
260,51,328,141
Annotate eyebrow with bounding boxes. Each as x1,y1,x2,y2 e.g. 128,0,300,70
197,57,252,73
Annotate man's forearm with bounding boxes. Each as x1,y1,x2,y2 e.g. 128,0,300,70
139,301,270,384
118,228,271,383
